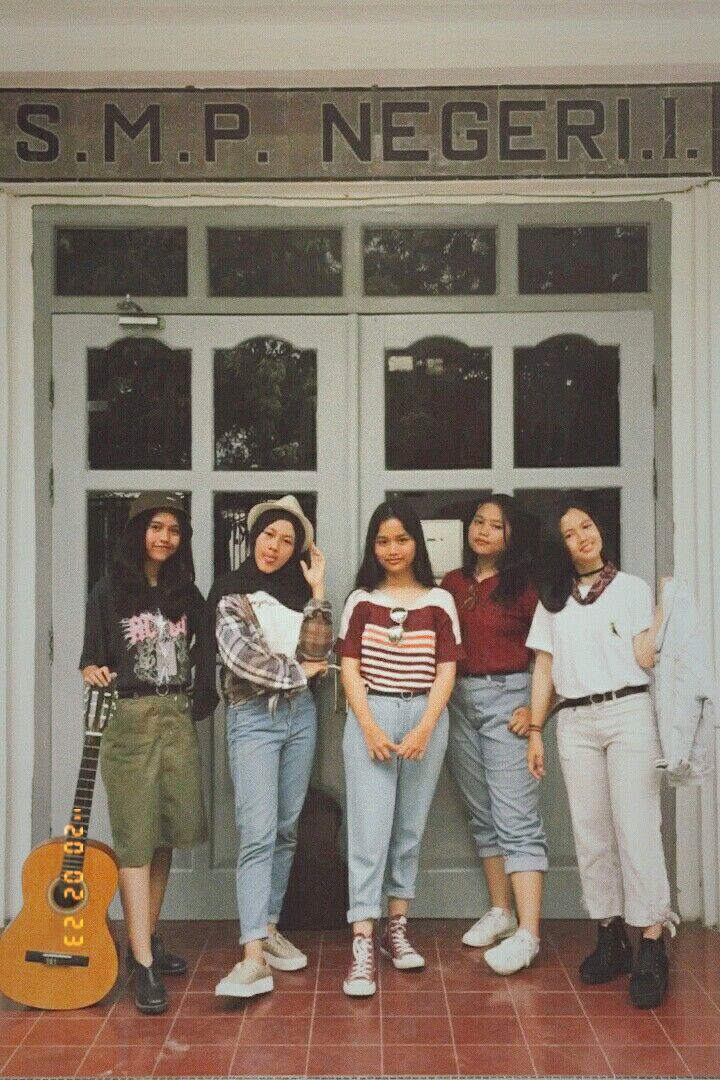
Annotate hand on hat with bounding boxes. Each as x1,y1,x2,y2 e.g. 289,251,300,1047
300,544,326,599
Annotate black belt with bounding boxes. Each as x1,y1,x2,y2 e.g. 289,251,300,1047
367,688,428,699
557,685,648,711
116,687,188,699
462,671,527,679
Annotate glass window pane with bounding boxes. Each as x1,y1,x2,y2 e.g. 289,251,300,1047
514,334,619,468
364,228,496,296
56,228,187,296
88,338,191,470
214,338,317,471
214,492,317,577
518,225,648,294
208,229,342,297
87,491,190,593
385,338,491,470
385,489,491,580
515,488,621,566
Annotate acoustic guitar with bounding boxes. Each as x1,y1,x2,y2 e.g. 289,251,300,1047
0,687,120,1009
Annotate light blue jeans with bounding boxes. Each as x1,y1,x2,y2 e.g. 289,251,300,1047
226,688,317,944
448,674,548,874
343,693,449,924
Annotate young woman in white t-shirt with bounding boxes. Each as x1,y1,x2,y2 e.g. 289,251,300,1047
526,499,675,1010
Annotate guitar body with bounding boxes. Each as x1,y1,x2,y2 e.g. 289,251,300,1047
0,837,119,1010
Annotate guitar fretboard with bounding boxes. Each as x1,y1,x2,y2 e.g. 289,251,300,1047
60,732,102,877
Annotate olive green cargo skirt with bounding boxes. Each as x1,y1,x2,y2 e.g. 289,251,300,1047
99,692,208,867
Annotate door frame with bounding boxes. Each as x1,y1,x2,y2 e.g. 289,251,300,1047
3,190,689,924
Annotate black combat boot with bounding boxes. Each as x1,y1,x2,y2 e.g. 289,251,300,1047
151,932,188,975
629,936,669,1008
126,933,188,976
579,917,633,985
131,958,168,1014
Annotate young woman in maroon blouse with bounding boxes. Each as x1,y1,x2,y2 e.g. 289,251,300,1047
442,495,547,975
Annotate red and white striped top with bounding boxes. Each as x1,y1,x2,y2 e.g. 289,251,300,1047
336,588,464,693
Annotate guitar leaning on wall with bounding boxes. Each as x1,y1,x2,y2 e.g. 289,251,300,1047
0,687,120,1009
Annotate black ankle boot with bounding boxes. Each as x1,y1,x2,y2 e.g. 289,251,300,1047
579,917,633,984
126,934,188,976
131,959,168,1014
151,932,188,975
629,936,669,1008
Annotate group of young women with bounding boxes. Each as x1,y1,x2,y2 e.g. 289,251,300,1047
81,488,675,1017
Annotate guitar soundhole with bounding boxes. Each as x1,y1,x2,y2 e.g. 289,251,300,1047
49,878,87,912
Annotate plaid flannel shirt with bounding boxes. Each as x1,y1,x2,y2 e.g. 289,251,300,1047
216,593,333,706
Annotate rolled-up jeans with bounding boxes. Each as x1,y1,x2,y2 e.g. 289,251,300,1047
226,688,317,945
448,673,548,874
556,692,674,929
343,693,449,924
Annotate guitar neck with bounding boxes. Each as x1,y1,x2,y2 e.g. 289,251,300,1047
60,730,101,878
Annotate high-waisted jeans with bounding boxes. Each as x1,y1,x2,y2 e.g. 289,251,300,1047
343,693,449,924
226,689,316,944
448,673,548,874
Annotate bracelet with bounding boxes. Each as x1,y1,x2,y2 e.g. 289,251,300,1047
528,724,543,733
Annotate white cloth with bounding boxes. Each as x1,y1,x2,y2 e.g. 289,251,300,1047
526,572,652,699
556,694,677,932
652,578,716,784
248,591,304,659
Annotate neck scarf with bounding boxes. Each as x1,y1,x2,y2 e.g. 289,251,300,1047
572,561,618,605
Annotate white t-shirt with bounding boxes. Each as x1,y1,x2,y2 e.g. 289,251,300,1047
526,571,653,699
248,591,304,658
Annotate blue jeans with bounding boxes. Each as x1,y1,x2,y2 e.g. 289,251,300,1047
448,674,548,874
343,694,449,923
226,689,317,944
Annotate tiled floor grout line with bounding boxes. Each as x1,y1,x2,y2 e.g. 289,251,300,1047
652,1014,695,1078
302,931,323,1078
0,1007,42,1076
72,1004,109,1076
217,929,248,1080
433,935,460,1078
555,949,616,1078
505,972,538,1079
154,925,211,1078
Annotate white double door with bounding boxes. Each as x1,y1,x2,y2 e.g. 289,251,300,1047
52,311,654,918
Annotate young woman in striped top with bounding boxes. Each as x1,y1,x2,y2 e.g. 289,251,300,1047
336,499,463,996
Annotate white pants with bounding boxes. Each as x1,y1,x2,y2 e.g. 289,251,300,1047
556,693,675,929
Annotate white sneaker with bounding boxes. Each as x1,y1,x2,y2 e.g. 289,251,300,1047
215,957,274,998
462,907,518,948
262,929,308,971
343,933,376,997
484,928,540,975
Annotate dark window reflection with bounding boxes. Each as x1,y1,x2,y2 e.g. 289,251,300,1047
514,334,620,468
87,338,191,469
214,338,317,470
386,338,491,470
56,228,187,296
364,228,496,296
214,492,317,577
87,491,190,593
208,229,342,296
515,488,621,566
518,225,648,294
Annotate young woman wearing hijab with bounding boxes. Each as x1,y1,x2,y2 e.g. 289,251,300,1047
202,495,332,999
526,497,674,1009
442,495,547,975
80,492,208,1014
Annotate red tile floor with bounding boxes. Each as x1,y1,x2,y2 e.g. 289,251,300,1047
1,919,719,1078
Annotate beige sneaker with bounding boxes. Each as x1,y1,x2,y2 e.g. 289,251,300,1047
214,957,274,998
262,929,308,971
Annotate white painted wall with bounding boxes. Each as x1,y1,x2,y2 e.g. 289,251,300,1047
0,0,719,86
